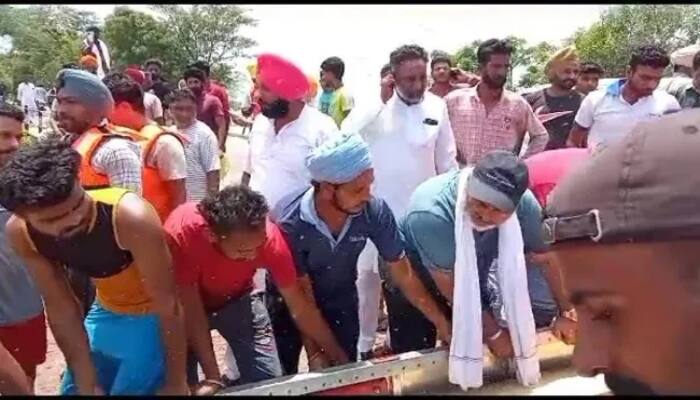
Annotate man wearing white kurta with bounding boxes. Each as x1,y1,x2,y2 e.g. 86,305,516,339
223,53,338,382
343,44,458,359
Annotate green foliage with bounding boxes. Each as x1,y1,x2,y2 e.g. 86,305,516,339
518,41,557,88
0,5,95,93
570,4,700,77
0,4,256,100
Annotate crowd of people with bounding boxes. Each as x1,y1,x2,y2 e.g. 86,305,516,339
0,29,699,396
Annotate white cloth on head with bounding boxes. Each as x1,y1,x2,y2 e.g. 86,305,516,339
449,167,540,391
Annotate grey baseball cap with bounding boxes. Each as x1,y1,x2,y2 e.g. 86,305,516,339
468,150,529,213
543,109,700,245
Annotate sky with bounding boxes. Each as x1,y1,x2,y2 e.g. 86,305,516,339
14,4,609,101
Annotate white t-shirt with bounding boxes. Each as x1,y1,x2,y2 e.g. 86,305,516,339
245,105,340,210
17,82,37,110
574,80,681,152
144,132,187,182
144,92,164,122
172,121,221,202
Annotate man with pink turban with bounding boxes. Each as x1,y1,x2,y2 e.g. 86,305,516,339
124,66,165,125
524,46,583,150
229,53,339,380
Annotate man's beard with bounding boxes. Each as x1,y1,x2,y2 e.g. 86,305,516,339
332,191,364,216
554,78,577,91
395,86,423,105
261,98,290,119
604,373,656,395
483,74,507,90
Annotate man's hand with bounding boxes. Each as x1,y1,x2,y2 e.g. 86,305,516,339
308,352,331,371
450,68,480,86
435,318,452,346
487,329,514,359
194,379,225,396
551,315,578,345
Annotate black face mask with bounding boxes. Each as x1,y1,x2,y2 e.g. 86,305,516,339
261,98,290,119
604,373,656,396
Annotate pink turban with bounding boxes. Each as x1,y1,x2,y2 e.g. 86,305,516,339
257,53,309,101
124,67,146,86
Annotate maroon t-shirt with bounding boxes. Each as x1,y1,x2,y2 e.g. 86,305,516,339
196,93,225,134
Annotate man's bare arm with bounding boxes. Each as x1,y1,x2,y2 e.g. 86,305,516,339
0,341,31,395
206,170,220,197
279,277,349,365
215,116,228,152
7,217,98,395
567,123,589,148
166,179,187,210
177,285,220,381
388,257,451,343
116,194,187,392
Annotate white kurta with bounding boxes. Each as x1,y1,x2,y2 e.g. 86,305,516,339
345,91,459,354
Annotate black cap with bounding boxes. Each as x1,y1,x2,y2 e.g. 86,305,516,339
468,150,529,212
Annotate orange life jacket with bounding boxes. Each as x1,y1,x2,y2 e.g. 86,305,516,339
72,125,134,190
128,124,186,222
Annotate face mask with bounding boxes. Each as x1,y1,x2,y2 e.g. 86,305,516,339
472,222,498,232
261,98,290,119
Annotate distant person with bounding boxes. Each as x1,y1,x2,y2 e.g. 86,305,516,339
318,56,355,127
168,89,221,202
82,26,111,79
677,50,700,109
428,52,459,98
183,68,227,153
524,46,583,150
143,58,174,103
568,45,680,152
124,67,165,125
79,55,99,76
189,60,231,147
657,44,698,99
446,38,548,166
16,77,37,126
575,62,604,96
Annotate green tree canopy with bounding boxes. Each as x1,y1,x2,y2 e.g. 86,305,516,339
569,4,700,77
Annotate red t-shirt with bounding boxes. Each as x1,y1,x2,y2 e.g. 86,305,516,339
164,202,297,309
196,93,225,135
208,81,230,120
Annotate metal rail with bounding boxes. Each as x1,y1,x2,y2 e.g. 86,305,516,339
219,330,574,396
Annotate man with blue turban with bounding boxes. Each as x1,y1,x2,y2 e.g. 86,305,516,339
265,133,452,374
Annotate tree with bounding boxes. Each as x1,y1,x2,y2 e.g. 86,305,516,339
0,5,97,92
103,7,183,77
569,4,700,77
453,40,481,73
151,4,256,85
518,41,557,88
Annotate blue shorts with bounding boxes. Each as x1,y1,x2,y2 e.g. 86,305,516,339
60,302,166,395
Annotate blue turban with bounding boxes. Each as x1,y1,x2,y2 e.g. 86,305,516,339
56,69,114,116
306,133,373,184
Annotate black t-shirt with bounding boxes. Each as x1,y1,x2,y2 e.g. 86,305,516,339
524,89,582,150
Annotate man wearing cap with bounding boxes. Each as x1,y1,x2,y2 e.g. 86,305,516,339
124,67,165,125
54,68,143,315
267,134,452,374
544,109,700,395
676,50,700,109
342,44,458,360
568,45,680,152
103,72,187,222
657,44,698,99
382,151,576,381
525,46,583,150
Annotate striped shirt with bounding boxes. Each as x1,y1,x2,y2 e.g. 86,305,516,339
174,120,221,202
445,86,548,166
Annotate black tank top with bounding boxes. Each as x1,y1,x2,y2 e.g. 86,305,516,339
27,192,134,279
